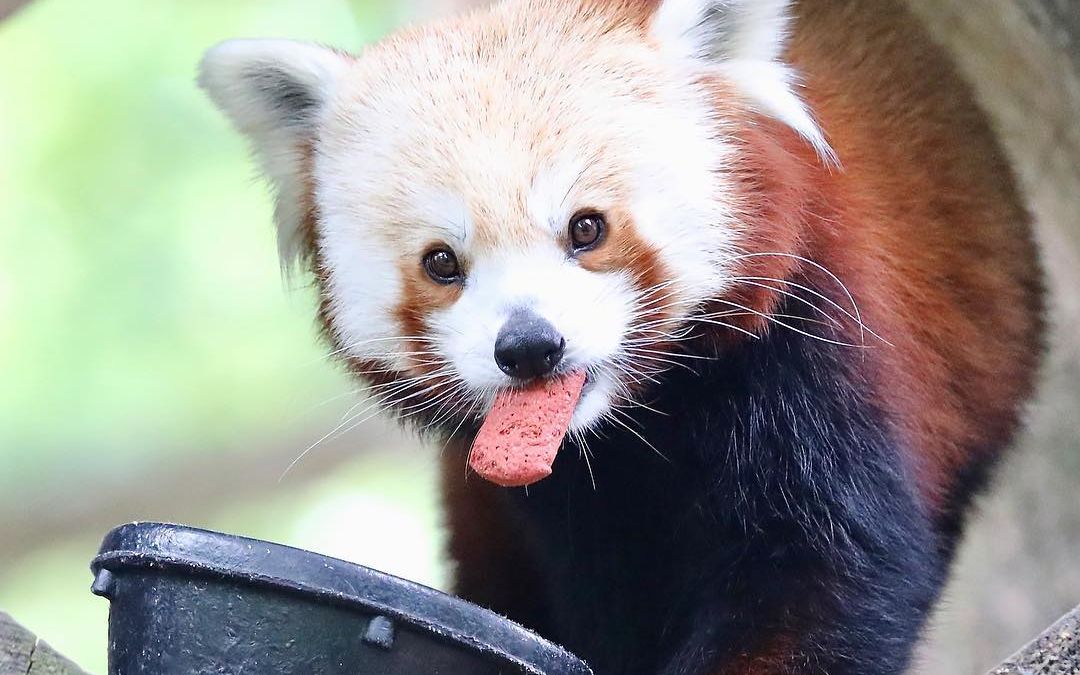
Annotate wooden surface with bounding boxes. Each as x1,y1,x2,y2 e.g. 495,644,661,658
0,613,90,675
3,598,1079,674
990,605,1080,674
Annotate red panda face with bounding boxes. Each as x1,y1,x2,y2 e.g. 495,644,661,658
311,10,739,432
200,0,831,435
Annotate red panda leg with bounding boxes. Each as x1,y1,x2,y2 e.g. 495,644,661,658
440,439,553,634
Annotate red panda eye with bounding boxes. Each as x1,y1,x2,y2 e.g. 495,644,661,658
569,212,605,251
422,248,462,284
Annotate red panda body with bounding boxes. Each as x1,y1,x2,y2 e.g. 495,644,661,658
201,0,1043,672
442,2,1043,672
788,0,1043,522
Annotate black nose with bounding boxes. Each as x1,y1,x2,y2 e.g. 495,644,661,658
494,309,565,380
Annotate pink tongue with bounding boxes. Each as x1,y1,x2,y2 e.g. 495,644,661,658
469,370,587,487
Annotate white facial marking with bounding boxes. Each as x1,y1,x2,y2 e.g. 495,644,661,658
411,187,474,249
528,159,586,237
318,193,407,369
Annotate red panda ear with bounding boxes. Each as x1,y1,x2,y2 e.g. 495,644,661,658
650,0,792,64
199,39,353,268
649,0,837,165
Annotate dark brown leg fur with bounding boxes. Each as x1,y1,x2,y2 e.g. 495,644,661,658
440,438,553,632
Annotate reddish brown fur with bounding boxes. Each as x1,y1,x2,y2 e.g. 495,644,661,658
440,436,553,631
295,140,321,265
704,100,812,344
577,206,666,285
776,0,1043,514
712,635,800,675
394,256,463,369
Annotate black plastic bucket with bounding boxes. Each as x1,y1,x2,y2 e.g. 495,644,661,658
91,522,591,675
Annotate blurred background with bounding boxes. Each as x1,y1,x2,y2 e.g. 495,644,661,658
0,0,1077,673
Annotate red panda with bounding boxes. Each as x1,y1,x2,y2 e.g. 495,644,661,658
199,0,1044,672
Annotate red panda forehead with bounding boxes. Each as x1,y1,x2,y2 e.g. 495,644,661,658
338,9,683,247
499,0,661,32
358,0,666,108
337,61,665,255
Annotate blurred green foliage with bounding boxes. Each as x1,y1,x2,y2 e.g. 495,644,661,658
0,0,439,671
0,0,384,491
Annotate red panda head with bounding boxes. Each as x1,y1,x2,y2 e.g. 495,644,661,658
199,0,832,436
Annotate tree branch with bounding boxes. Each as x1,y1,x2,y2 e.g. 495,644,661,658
0,0,35,23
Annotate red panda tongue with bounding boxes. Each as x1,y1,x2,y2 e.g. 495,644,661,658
468,370,587,488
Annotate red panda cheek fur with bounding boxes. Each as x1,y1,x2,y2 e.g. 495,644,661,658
575,206,679,389
393,257,462,365
704,99,812,347
292,140,321,272
306,148,462,407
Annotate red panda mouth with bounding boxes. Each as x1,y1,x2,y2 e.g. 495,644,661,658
467,369,588,488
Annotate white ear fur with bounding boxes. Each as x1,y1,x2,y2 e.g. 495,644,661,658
651,0,836,164
198,39,351,266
